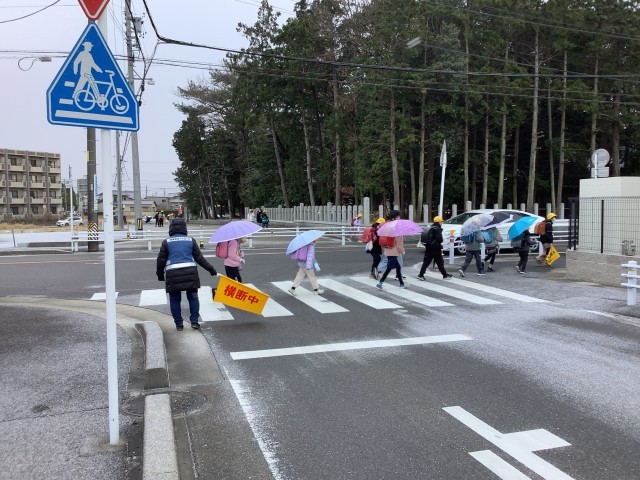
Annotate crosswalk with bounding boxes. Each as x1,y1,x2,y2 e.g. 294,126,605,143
89,273,547,322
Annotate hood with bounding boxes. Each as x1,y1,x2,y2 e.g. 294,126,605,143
169,217,188,236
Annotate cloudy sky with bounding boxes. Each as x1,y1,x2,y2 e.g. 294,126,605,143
0,0,295,197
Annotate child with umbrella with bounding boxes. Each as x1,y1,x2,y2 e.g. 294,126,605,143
287,230,325,296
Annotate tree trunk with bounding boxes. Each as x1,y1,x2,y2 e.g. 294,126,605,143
409,149,416,210
556,51,567,211
463,31,470,208
513,125,520,206
590,54,599,154
207,170,217,220
612,92,621,176
301,106,316,206
482,108,489,206
547,81,556,212
417,89,426,220
426,143,434,221
389,90,400,209
269,111,290,208
526,29,540,213
497,96,507,208
333,74,342,206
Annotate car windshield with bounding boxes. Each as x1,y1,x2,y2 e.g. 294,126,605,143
444,212,481,225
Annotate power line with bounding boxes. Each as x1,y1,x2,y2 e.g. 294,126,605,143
0,0,60,23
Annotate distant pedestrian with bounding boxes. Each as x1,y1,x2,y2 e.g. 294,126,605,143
515,229,536,274
351,213,363,241
376,209,404,280
417,216,453,280
247,209,255,222
376,234,406,289
536,212,556,264
260,210,270,228
288,240,324,296
256,209,263,225
154,212,159,227
458,231,485,277
482,227,503,272
156,217,217,330
224,237,246,283
367,218,385,279
159,212,165,227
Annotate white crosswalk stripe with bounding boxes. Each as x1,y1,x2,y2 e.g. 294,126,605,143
319,279,401,309
198,286,234,321
351,276,454,307
90,292,119,301
410,279,502,305
421,271,547,303
139,288,167,306
272,281,349,314
244,283,293,318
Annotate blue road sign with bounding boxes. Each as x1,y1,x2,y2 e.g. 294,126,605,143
47,23,139,131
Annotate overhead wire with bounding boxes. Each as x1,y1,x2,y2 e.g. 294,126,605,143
0,0,60,23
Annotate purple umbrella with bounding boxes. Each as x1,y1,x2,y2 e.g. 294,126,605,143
208,221,262,243
375,219,422,237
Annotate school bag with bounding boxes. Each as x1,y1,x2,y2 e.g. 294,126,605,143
480,230,494,243
460,231,476,244
533,222,546,236
361,227,375,243
289,245,309,261
351,218,356,227
378,235,395,248
215,241,229,258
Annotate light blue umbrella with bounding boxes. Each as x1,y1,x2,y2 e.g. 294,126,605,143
286,230,325,254
508,216,538,240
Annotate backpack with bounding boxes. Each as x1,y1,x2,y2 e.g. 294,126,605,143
378,235,395,248
533,221,546,236
460,231,476,244
361,227,375,244
351,218,356,227
289,245,309,261
215,241,229,259
480,230,494,244
421,228,438,246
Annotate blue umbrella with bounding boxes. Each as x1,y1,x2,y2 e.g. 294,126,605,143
286,230,325,254
508,216,538,240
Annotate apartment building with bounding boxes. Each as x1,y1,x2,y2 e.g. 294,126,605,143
1,148,63,219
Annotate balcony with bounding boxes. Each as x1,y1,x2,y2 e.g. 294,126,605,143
30,182,45,189
9,164,25,172
49,167,61,174
10,181,23,188
30,198,45,204
50,198,63,205
29,166,44,173
10,197,26,204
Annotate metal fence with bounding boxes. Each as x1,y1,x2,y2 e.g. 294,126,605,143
578,197,640,255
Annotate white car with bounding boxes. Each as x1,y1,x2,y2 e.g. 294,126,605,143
440,209,544,254
56,216,84,227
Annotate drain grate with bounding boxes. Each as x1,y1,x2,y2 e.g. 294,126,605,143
121,389,207,417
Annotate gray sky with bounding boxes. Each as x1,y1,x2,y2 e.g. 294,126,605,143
0,0,295,197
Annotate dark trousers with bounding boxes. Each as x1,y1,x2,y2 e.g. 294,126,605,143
461,250,483,273
485,248,497,265
169,289,199,326
370,252,381,274
225,265,242,283
379,256,403,286
517,251,529,272
419,249,448,277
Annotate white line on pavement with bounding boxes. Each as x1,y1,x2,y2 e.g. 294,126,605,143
319,279,401,309
469,450,532,479
272,281,348,314
351,276,454,307
245,283,293,317
198,286,234,321
139,288,167,306
410,279,502,305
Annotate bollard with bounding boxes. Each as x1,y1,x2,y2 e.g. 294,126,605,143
200,240,204,249
621,260,639,306
448,230,455,265
341,226,346,246
147,229,152,251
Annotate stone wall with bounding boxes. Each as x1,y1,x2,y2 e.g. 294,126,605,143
567,249,639,286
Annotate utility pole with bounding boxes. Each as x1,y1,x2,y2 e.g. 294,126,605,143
125,0,142,230
116,132,123,229
87,127,98,252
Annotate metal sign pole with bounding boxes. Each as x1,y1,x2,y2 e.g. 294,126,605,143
438,140,447,218
97,14,119,446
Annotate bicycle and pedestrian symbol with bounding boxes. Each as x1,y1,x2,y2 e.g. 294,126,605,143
47,23,139,131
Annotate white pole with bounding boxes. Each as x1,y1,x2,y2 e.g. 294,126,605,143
69,166,73,239
98,15,119,446
438,140,447,218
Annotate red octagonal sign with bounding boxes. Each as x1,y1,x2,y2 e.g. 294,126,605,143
78,0,110,20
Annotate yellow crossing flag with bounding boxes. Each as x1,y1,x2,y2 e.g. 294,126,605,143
546,245,560,265
213,275,269,315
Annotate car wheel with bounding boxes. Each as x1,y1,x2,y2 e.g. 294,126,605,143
455,239,466,255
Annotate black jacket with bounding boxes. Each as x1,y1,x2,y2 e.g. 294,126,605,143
421,223,444,251
540,221,554,243
156,218,216,293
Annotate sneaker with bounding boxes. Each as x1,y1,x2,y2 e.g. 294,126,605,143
313,289,325,295
515,265,521,273
417,275,426,281
376,282,383,290
477,272,486,276
176,325,184,331
374,270,380,279
519,270,527,275
458,269,466,278
443,274,453,279
369,273,376,279
399,284,406,289
191,323,200,330
488,265,494,272
288,287,297,296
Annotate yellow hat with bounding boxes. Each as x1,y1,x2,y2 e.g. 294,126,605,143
357,213,363,217
376,217,386,224
546,212,557,220
433,215,444,223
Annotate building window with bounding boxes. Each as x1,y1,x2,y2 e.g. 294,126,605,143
31,206,39,214
30,174,38,182
9,173,17,181
30,191,40,199
51,206,57,214
49,175,56,184
48,160,56,167
10,190,18,198
50,191,56,199
10,158,18,166
10,206,19,215
30,159,38,167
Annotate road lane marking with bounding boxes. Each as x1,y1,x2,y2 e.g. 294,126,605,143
351,276,454,307
91,292,119,300
272,281,348,314
469,450,532,479
139,288,167,306
423,272,547,303
230,333,471,360
198,286,234,321
245,283,293,317
319,279,401,309
444,406,573,480
409,279,502,305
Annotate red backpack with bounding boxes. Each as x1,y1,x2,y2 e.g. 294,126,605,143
361,227,375,243
378,235,395,248
215,241,229,258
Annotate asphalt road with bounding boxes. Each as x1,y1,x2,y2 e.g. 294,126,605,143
2,243,639,479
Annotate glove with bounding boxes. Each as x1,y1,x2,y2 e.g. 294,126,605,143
210,269,217,276
158,274,164,282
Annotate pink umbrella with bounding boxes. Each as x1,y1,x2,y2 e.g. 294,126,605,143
375,219,422,237
208,220,262,243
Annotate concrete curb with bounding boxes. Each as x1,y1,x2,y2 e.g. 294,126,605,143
135,321,169,390
142,394,179,480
